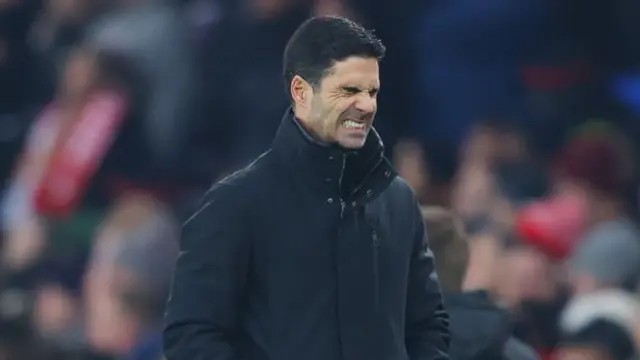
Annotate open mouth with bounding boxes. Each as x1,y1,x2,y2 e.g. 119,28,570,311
342,119,366,130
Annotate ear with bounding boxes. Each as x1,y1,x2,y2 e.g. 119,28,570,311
290,75,311,105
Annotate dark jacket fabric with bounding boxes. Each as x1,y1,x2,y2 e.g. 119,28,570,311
445,291,538,360
164,109,450,360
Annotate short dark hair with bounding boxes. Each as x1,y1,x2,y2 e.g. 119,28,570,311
421,206,469,293
283,16,385,95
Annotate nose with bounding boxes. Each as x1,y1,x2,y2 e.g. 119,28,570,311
354,93,376,114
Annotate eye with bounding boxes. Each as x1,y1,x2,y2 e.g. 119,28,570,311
369,88,379,97
342,86,360,95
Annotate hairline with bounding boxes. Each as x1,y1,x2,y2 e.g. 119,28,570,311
291,54,382,92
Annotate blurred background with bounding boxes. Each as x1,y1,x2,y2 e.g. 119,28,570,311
0,0,639,359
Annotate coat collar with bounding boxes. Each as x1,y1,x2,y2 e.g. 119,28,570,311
271,107,394,201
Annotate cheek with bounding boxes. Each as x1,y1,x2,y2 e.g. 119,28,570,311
330,99,353,123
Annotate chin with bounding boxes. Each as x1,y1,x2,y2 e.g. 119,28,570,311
336,128,370,149
338,139,367,149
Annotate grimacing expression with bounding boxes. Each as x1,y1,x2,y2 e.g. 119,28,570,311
306,56,380,149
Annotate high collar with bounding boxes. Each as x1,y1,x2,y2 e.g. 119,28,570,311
272,107,391,199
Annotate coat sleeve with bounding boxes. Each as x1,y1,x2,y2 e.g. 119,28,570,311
164,182,251,360
405,200,450,360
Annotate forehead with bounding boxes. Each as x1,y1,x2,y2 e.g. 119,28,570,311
322,56,380,88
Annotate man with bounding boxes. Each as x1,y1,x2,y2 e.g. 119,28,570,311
421,207,538,360
85,195,179,360
164,16,450,360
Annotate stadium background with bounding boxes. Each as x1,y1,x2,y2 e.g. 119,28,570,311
0,0,639,359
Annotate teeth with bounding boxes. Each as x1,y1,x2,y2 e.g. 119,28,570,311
343,120,365,129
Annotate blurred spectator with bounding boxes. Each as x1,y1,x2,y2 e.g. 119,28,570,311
0,49,120,275
196,0,309,173
568,219,640,295
28,0,106,104
516,192,588,261
84,194,178,359
80,0,204,186
552,126,640,294
394,140,432,204
556,289,640,360
422,206,539,360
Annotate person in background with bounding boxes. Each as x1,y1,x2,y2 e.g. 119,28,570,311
553,127,640,295
556,289,640,360
422,206,538,360
79,0,202,189
567,217,640,295
193,0,310,177
84,194,178,360
28,0,106,105
506,124,639,358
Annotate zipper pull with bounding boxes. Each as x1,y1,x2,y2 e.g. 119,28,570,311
372,229,381,311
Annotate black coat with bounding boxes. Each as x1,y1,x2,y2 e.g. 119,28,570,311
163,109,450,360
445,291,539,360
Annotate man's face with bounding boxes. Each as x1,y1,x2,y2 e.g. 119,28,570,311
306,56,380,149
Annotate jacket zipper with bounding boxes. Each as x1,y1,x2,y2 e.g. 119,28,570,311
372,229,380,311
338,154,347,214
344,154,383,311
336,154,346,359
350,156,384,198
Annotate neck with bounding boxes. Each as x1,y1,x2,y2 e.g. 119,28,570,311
272,107,393,201
293,105,307,122
295,117,326,144
292,108,334,148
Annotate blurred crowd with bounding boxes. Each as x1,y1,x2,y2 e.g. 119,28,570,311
0,0,639,359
